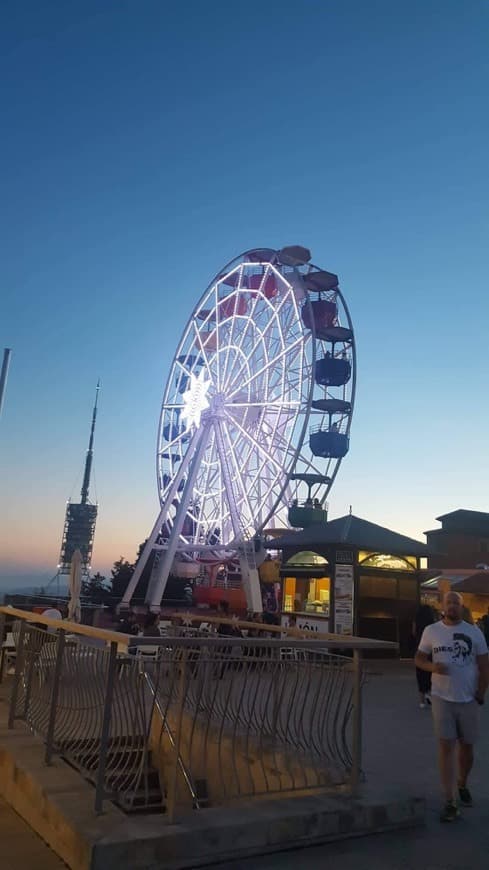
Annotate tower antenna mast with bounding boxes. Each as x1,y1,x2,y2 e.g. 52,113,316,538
80,380,100,505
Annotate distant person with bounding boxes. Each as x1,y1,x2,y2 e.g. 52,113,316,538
216,600,241,637
41,605,64,635
262,610,279,628
479,606,489,645
42,606,63,621
142,612,161,638
415,591,489,822
117,611,139,636
412,604,435,708
183,582,194,607
247,612,263,639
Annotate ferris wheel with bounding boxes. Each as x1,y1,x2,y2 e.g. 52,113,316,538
122,245,356,612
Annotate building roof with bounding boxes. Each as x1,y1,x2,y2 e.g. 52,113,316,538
436,509,489,523
267,514,429,557
455,572,489,594
425,509,489,536
422,570,489,595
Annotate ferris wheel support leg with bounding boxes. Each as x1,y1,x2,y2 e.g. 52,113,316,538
213,420,263,614
119,507,166,609
120,427,203,609
146,423,211,611
239,556,263,614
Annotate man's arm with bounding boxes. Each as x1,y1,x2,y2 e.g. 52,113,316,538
476,653,489,700
414,650,448,675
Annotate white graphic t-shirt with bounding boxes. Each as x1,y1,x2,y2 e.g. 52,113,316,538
418,620,488,702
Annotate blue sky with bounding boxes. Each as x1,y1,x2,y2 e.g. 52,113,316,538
1,0,488,586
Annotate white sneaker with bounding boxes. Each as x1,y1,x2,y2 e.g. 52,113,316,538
419,702,426,709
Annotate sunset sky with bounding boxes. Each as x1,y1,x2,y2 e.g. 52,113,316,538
1,1,488,588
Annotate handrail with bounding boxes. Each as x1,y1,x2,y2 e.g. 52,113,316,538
0,606,130,648
169,612,398,649
0,606,398,651
131,635,396,651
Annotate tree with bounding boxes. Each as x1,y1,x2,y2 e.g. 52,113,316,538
81,572,108,604
108,541,191,606
110,558,135,602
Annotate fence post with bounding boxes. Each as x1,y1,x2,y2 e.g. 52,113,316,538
45,630,66,764
350,648,363,794
0,611,6,683
8,620,26,728
94,641,118,814
167,648,188,823
22,626,39,721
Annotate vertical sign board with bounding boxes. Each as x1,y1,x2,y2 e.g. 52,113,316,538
334,563,354,635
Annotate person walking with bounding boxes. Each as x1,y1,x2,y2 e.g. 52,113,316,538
415,591,489,822
479,605,489,645
142,612,161,637
413,604,435,708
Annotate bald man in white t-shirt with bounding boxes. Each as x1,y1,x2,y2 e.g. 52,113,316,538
415,591,489,823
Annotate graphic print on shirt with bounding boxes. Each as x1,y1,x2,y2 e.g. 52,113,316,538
452,633,473,665
433,632,473,667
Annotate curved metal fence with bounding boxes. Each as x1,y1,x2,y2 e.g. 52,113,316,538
1,610,375,818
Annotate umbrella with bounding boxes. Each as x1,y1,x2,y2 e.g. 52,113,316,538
68,548,83,623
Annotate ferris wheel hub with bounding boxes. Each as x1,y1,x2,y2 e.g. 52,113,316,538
209,392,226,416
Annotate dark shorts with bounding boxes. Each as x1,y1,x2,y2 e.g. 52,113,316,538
431,696,479,743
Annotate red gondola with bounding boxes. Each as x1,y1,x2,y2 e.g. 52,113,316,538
302,299,337,331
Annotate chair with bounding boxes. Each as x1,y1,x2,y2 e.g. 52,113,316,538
0,631,16,677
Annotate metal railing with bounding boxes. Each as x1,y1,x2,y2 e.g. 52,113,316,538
0,607,396,820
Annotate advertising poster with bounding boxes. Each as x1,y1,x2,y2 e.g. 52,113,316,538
334,564,354,635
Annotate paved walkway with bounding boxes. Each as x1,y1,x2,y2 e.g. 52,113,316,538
0,797,65,869
222,661,488,869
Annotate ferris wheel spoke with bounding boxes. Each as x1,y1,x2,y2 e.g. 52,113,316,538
222,407,286,477
212,419,244,539
222,421,267,521
158,431,187,456
220,315,267,397
220,281,292,397
218,267,249,392
221,314,274,398
192,320,215,385
220,289,265,395
220,301,268,395
225,400,300,409
220,420,255,528
193,428,217,542
226,334,305,403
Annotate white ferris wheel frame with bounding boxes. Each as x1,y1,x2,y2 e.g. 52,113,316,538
122,247,355,611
